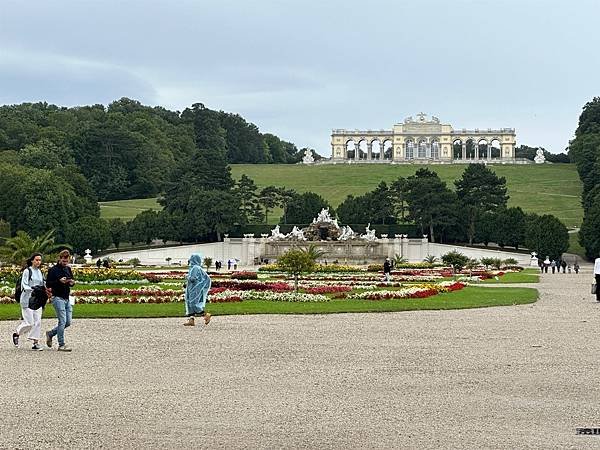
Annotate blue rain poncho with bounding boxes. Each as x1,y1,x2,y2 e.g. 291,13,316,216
185,253,211,315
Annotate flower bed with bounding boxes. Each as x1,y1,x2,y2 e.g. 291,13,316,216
210,290,330,303
230,271,258,280
347,282,465,300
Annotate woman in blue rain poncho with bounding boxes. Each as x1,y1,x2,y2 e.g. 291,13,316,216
183,253,212,326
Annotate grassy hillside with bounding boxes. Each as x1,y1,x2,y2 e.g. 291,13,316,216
230,163,583,228
99,197,162,221
99,163,583,229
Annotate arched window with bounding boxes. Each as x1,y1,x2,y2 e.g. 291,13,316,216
431,141,439,159
405,140,414,160
418,140,427,158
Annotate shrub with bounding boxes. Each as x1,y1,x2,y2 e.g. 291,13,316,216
441,251,470,273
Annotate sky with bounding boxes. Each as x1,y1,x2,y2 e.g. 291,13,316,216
1,0,599,156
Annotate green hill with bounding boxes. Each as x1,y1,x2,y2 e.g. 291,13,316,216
230,163,583,228
99,163,583,228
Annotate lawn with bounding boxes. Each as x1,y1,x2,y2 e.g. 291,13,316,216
230,163,583,228
480,268,540,283
99,197,162,221
0,287,537,320
99,164,583,228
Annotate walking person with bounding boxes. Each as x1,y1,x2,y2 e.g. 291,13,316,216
561,259,567,273
183,253,212,327
543,256,550,273
45,250,76,352
12,253,46,350
574,262,580,274
595,256,600,302
550,260,556,274
383,257,392,282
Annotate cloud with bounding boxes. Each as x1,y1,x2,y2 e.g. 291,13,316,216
0,48,157,106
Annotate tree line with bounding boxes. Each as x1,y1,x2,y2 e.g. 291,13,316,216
0,98,314,202
569,97,600,258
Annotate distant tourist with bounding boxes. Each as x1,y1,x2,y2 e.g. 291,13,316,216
102,259,110,268
183,253,212,327
96,259,102,269
595,257,600,302
567,264,572,274
46,250,76,352
543,256,550,273
560,260,567,273
574,262,580,274
383,257,392,282
550,260,556,274
12,253,46,351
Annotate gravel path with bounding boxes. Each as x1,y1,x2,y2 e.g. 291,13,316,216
1,269,599,449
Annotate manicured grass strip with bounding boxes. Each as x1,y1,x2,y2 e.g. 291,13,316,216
481,269,540,284
0,287,537,320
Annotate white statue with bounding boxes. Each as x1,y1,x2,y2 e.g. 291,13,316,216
339,225,357,241
534,148,545,164
315,208,333,223
361,223,377,241
288,226,306,240
269,225,286,240
530,251,539,267
302,148,315,164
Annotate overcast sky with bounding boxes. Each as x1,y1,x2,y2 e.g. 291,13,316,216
1,0,598,155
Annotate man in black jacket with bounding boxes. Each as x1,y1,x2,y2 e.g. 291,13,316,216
45,250,76,352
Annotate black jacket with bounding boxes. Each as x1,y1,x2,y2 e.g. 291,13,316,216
46,264,74,299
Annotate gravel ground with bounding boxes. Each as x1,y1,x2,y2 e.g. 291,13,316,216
2,268,600,449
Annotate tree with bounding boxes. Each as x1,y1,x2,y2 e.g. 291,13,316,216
277,247,317,291
258,185,280,224
284,192,332,224
524,213,569,261
390,177,409,222
0,229,69,265
405,168,460,243
127,210,159,245
579,194,600,258
441,250,470,273
494,207,526,249
455,164,509,244
108,218,126,249
236,174,263,224
65,216,112,254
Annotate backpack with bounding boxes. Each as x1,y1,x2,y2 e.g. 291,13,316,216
14,268,32,303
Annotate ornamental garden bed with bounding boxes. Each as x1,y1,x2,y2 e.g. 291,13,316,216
0,266,536,320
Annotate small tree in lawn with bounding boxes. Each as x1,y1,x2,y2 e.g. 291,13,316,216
441,250,469,274
277,248,316,292
165,257,172,266
203,256,213,271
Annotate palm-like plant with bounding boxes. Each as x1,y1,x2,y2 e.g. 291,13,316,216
0,229,70,265
423,254,438,264
394,254,408,266
300,244,327,263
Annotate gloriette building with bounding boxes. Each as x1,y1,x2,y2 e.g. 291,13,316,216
330,113,517,163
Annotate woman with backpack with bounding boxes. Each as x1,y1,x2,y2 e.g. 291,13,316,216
12,252,46,350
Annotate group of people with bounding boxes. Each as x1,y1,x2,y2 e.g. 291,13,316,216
539,257,580,274
12,249,75,352
11,250,214,351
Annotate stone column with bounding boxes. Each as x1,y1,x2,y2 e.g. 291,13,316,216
461,143,466,161
426,142,431,159
367,142,372,161
476,143,480,160
487,144,491,160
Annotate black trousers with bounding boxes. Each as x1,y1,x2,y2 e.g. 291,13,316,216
596,274,600,301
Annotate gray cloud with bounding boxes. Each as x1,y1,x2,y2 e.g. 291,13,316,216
1,0,599,154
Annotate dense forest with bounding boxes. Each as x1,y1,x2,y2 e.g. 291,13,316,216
0,98,312,201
